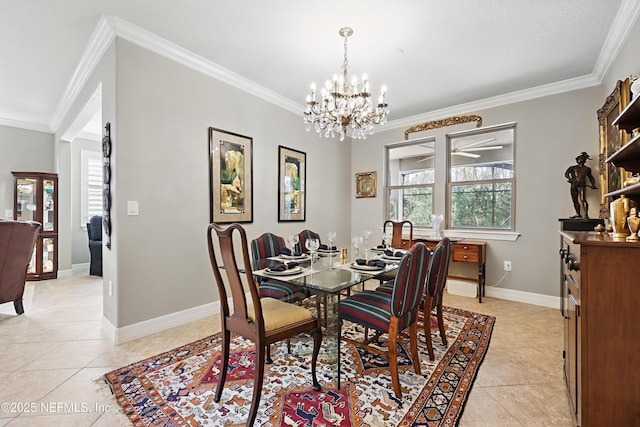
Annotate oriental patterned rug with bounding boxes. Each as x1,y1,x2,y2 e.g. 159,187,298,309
103,306,494,426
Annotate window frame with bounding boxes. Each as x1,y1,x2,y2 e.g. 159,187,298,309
446,122,516,231
384,136,436,228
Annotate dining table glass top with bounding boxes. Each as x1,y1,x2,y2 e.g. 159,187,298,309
252,249,399,294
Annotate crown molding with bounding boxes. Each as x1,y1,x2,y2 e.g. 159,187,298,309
0,117,51,133
592,0,640,81
22,3,640,136
107,16,302,116
49,16,115,133
385,74,601,131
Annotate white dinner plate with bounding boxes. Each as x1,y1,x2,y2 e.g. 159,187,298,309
381,253,404,261
350,262,384,271
371,247,386,253
280,254,308,260
265,266,303,275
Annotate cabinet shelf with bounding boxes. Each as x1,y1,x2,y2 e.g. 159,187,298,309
12,172,58,281
605,132,640,174
612,94,640,133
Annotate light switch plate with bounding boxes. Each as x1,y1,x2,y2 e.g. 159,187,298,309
127,201,139,216
5,209,13,218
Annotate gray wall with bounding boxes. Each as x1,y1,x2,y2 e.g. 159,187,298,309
109,39,351,327
351,87,602,298
0,126,54,218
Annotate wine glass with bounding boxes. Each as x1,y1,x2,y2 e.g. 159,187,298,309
305,238,320,268
383,231,392,249
326,231,336,254
363,230,372,258
352,235,363,260
288,234,299,253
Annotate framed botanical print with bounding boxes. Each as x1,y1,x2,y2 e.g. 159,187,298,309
208,127,253,223
355,171,377,198
278,145,306,222
597,78,631,218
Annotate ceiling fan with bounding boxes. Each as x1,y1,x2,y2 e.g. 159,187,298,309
416,137,503,162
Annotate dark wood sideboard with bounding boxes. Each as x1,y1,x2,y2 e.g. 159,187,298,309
399,237,487,302
559,231,640,426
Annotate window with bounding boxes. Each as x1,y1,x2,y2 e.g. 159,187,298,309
81,150,103,227
385,138,435,227
447,123,515,230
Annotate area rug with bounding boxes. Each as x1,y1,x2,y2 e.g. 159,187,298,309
103,306,494,426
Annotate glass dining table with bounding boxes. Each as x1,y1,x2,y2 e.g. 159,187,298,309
253,249,399,389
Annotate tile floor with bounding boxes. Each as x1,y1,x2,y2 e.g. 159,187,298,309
0,273,575,426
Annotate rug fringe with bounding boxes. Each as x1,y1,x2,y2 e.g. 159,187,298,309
93,375,133,426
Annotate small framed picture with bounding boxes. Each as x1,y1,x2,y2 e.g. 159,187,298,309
356,171,377,198
208,127,253,223
278,146,306,222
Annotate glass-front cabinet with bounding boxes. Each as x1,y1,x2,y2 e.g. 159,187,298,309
13,172,58,280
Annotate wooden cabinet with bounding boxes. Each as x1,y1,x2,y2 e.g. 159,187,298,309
13,172,58,280
406,238,487,302
559,231,640,426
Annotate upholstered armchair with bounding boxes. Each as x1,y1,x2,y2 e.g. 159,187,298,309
0,219,41,314
87,215,102,276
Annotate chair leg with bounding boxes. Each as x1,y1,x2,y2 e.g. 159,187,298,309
266,345,273,364
214,330,231,402
311,326,322,391
436,304,447,345
247,343,266,427
388,318,402,398
422,299,435,361
409,321,421,375
14,300,24,315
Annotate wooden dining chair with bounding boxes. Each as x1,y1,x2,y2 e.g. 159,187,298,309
339,242,430,398
383,219,413,249
207,223,322,427
421,237,452,360
297,229,321,254
377,220,414,284
250,232,309,303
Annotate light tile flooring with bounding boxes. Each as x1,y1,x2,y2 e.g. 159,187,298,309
0,274,574,426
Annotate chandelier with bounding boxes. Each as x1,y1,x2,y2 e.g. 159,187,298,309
303,27,389,141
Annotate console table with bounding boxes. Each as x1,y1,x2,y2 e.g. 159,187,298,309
400,238,487,302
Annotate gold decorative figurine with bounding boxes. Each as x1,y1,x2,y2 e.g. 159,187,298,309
610,195,631,240
627,207,640,241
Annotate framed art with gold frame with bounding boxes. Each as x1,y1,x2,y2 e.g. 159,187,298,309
278,145,306,222
355,171,377,198
597,78,631,218
208,127,253,223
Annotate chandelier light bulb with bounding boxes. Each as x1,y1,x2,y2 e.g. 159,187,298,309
303,26,389,141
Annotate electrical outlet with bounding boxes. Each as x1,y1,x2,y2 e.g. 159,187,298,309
504,261,512,271
108,280,113,296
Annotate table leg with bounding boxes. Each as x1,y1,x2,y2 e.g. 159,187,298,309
320,292,342,389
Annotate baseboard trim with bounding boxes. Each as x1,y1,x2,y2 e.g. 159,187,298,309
102,297,231,345
485,286,560,309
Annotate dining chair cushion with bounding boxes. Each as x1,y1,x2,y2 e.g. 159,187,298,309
259,282,307,303
340,290,416,333
248,298,313,332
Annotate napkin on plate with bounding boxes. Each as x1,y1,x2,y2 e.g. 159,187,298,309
319,244,337,250
376,245,386,249
355,259,386,268
268,261,299,271
281,248,302,256
384,249,405,257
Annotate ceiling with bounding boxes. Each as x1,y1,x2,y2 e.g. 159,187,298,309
1,0,638,139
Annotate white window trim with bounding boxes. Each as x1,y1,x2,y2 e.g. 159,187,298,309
81,150,103,229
